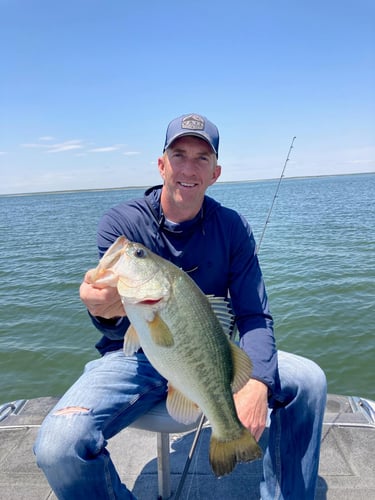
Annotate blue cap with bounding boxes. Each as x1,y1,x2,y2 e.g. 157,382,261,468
163,114,219,157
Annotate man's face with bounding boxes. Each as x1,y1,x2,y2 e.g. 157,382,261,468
158,135,221,208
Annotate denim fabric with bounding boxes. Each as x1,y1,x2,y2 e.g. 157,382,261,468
34,350,326,499
34,351,167,499
261,351,327,499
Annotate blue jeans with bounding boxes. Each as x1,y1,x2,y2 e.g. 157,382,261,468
34,350,326,499
261,351,327,499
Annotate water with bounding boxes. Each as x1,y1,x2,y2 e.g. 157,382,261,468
1,174,374,403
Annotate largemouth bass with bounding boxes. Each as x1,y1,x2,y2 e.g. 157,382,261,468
92,236,262,476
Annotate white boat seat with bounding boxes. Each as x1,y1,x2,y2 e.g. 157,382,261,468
129,400,201,499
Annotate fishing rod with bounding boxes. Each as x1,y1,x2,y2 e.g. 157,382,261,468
174,137,296,499
256,136,296,253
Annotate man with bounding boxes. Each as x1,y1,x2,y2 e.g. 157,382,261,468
35,113,327,499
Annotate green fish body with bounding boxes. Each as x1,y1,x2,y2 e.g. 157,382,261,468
93,236,262,476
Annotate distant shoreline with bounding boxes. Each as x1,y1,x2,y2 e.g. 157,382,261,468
1,171,374,198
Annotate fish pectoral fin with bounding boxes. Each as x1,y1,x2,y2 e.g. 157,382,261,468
166,384,202,425
147,313,174,348
229,341,253,393
123,324,141,355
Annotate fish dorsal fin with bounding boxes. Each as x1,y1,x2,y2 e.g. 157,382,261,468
207,295,235,337
166,383,202,425
123,324,141,355
148,313,174,347
229,342,253,393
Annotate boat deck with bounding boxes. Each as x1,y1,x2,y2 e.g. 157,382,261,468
0,394,374,499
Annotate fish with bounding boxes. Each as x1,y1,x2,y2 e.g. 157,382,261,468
91,235,262,476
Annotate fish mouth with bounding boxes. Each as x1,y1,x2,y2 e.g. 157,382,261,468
138,298,163,305
121,295,164,307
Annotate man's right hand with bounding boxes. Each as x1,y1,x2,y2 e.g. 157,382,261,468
79,269,126,319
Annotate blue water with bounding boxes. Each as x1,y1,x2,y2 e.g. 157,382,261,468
0,174,374,403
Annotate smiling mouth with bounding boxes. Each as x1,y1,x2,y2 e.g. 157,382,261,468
178,181,197,188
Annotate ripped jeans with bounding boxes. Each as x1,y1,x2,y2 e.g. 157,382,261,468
34,350,326,499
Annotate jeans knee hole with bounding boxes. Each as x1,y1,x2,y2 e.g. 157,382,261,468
53,406,90,416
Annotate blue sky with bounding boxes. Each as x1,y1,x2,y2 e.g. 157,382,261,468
1,0,374,194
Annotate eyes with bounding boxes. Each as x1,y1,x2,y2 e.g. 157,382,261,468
134,247,147,259
170,151,211,164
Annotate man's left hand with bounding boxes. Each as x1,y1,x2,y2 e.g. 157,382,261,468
234,378,268,441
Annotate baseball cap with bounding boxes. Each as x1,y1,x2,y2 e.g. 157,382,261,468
163,113,219,157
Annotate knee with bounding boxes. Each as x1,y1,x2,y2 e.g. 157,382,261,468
277,351,327,407
34,418,68,469
296,357,327,414
34,409,103,470
304,357,327,395
34,414,77,469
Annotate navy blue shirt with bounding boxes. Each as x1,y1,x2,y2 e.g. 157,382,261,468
90,185,277,393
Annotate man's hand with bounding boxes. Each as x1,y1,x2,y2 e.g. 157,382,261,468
234,378,268,441
79,269,126,319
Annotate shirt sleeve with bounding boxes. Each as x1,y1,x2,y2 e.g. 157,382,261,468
89,313,130,340
87,207,134,339
228,215,278,394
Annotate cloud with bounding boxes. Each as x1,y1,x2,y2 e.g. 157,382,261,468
47,140,84,153
38,136,55,141
19,138,142,157
21,139,85,152
21,143,47,149
88,146,122,153
343,159,374,165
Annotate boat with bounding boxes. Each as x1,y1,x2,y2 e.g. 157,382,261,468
0,393,374,499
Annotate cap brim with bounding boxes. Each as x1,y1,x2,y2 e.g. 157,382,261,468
164,132,218,155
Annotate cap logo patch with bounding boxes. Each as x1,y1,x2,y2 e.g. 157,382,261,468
181,114,205,131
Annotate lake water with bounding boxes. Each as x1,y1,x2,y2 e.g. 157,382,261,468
1,173,374,404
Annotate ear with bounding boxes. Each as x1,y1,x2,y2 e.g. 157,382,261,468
158,156,166,179
209,164,221,186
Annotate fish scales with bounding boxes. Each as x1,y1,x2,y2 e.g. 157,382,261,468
92,236,262,476
145,269,238,436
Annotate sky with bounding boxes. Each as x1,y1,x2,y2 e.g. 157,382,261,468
1,0,374,194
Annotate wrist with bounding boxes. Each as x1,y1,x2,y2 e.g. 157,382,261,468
96,316,123,326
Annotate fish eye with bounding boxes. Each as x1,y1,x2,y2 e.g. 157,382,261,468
134,248,146,259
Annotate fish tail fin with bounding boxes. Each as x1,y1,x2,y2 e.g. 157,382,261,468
209,428,262,477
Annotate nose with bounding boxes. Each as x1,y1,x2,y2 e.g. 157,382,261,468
181,157,198,176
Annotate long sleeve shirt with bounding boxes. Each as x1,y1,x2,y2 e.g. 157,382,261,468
90,185,278,393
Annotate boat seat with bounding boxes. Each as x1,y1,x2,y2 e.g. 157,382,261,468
129,400,201,499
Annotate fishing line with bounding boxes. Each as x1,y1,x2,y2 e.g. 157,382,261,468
173,413,206,499
256,136,296,253
181,419,208,498
173,137,296,499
